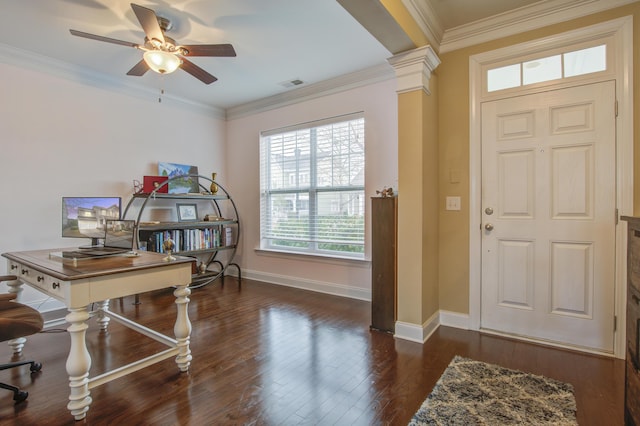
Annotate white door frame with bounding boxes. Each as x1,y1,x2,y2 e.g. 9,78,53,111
469,16,633,358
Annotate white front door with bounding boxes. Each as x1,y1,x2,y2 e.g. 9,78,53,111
480,81,616,353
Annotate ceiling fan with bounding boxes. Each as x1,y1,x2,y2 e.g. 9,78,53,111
69,3,236,84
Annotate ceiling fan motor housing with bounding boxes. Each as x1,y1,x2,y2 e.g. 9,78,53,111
157,15,172,32
69,3,233,84
145,35,186,55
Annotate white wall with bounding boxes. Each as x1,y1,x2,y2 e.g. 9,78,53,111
0,54,398,307
226,79,398,300
0,60,226,309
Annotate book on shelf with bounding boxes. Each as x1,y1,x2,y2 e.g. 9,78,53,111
224,227,233,246
145,226,228,253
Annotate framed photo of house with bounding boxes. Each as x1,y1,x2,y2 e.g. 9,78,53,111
177,204,198,222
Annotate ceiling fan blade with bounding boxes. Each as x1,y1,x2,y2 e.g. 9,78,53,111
126,59,149,76
181,44,236,57
131,3,165,43
180,58,217,84
69,29,139,48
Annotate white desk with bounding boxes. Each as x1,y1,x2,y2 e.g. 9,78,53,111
2,249,193,421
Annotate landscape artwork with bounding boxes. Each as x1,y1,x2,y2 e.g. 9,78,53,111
158,162,200,194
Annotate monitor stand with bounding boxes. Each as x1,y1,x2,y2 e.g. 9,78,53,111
78,238,103,249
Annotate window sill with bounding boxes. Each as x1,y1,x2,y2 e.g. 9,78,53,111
254,248,370,267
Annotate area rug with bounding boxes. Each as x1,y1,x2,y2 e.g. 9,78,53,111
409,356,577,425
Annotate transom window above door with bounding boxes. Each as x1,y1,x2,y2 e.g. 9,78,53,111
487,44,608,93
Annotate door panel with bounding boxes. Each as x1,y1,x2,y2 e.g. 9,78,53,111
552,145,593,218
498,149,534,218
497,239,534,308
481,81,616,352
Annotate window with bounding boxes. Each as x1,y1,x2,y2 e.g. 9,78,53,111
260,114,365,258
522,55,561,85
487,44,607,92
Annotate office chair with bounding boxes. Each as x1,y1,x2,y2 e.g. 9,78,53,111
0,275,43,403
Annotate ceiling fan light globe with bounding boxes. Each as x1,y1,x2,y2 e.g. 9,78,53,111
143,50,181,74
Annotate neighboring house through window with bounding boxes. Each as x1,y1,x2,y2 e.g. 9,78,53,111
260,113,365,258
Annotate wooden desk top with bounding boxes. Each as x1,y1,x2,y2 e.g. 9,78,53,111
622,216,640,226
2,249,194,281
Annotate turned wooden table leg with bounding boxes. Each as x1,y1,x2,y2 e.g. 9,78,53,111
66,307,92,421
173,284,192,372
6,277,26,354
96,300,111,331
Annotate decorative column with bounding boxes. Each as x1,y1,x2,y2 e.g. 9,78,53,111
387,46,440,96
387,45,441,342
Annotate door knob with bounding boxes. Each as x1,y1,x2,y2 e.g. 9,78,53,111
485,207,494,215
485,223,494,231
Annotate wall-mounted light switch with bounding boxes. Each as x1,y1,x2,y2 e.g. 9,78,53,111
446,196,461,211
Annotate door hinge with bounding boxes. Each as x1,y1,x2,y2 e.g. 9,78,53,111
616,208,619,225
615,100,619,117
614,315,617,332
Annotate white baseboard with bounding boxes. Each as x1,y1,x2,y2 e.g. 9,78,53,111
394,321,425,343
394,310,470,343
235,271,472,342
394,310,440,343
439,310,470,330
242,269,371,301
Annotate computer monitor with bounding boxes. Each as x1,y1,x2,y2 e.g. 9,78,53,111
62,197,121,247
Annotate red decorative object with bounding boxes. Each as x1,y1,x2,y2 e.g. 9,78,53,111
143,176,168,194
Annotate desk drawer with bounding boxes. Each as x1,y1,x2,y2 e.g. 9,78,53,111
11,261,68,298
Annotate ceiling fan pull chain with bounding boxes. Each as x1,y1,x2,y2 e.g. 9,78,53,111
158,72,166,103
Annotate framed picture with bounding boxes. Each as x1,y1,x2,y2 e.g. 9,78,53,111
158,162,199,194
177,204,198,221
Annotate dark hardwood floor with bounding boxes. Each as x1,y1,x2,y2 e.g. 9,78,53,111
0,278,625,425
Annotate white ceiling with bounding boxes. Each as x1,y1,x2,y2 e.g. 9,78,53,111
0,0,611,112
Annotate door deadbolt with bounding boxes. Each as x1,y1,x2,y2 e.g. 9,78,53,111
485,223,494,231
485,207,493,215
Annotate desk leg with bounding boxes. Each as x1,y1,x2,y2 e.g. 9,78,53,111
96,300,110,331
6,278,26,354
173,284,192,372
66,307,92,420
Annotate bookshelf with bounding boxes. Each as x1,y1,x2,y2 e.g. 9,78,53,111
123,174,240,288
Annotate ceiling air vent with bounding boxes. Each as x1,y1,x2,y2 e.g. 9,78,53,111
279,79,305,88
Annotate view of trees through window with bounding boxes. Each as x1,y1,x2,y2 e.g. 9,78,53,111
260,114,365,258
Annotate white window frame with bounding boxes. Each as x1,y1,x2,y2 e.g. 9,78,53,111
480,34,616,100
486,43,609,93
260,113,365,259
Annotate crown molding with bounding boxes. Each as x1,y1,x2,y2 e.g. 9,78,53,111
0,41,396,122
402,0,443,52
0,43,225,118
225,62,395,120
408,0,637,54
